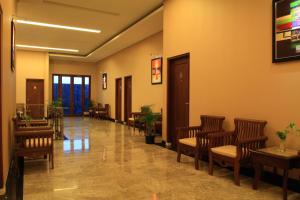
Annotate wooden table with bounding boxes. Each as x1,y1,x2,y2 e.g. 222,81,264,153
251,147,300,200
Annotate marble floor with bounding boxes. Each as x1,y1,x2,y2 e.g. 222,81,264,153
23,118,300,200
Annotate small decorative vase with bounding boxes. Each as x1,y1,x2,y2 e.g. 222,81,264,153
279,140,286,152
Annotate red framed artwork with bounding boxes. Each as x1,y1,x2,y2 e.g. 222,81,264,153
151,57,162,84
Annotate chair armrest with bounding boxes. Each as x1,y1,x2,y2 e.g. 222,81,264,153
237,136,268,159
16,126,52,132
15,130,54,137
208,131,236,148
176,126,201,140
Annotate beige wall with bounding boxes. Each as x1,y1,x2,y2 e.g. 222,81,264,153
16,50,49,111
0,0,16,191
96,32,163,121
49,60,98,102
163,0,300,149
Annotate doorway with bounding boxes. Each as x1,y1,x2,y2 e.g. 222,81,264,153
26,79,44,119
167,53,190,148
115,78,122,122
52,74,91,116
124,76,132,123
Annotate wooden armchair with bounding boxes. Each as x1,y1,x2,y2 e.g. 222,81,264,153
13,117,54,169
208,118,267,186
14,129,54,169
99,104,110,119
177,115,225,170
128,112,141,131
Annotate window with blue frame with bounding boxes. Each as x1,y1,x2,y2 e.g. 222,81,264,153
52,74,91,116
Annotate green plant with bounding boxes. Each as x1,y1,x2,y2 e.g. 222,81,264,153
21,114,32,124
276,122,300,141
139,105,160,136
52,98,62,108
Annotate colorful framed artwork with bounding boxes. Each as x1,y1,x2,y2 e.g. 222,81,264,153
102,73,107,90
11,20,15,72
273,0,300,62
151,57,162,84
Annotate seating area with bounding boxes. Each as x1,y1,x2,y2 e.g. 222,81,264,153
1,0,300,200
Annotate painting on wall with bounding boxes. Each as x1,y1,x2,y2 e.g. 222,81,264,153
11,20,16,72
151,57,162,84
102,73,107,90
273,0,300,62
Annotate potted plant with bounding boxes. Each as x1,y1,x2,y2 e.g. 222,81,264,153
139,105,159,144
21,114,32,127
276,122,300,152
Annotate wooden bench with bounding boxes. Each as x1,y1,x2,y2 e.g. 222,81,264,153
13,118,54,169
14,129,54,169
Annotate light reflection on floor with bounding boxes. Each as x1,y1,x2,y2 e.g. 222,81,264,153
63,138,89,152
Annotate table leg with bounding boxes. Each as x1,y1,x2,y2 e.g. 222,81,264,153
253,162,262,190
283,169,288,200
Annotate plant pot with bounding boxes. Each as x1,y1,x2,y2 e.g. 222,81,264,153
145,135,155,144
279,140,286,152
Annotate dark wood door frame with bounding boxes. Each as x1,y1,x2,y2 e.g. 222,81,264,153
26,79,45,119
124,76,132,123
167,53,190,145
52,74,91,116
0,4,3,188
115,78,122,122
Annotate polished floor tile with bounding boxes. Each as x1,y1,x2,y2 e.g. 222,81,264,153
23,118,300,200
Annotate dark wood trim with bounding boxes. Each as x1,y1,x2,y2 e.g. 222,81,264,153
115,78,122,122
124,75,132,123
167,53,190,143
0,4,3,188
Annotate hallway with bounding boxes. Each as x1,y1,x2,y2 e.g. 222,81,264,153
22,118,298,200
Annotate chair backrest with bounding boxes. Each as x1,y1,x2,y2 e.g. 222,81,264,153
200,115,225,132
234,118,267,140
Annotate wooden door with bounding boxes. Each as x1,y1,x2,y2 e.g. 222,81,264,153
26,79,44,119
167,54,190,147
124,76,132,123
115,78,122,122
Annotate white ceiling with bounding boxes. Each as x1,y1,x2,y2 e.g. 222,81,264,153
15,0,163,62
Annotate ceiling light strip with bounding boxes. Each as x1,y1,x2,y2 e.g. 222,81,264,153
16,44,79,52
15,19,101,33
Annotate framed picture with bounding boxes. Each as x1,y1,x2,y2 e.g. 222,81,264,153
151,57,162,84
102,73,107,90
11,20,15,72
273,0,300,62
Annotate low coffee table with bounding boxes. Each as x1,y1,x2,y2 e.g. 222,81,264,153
251,147,300,200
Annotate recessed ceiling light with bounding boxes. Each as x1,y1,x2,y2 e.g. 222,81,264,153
16,44,79,52
15,19,101,33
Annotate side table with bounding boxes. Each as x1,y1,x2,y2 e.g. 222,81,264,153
251,147,300,200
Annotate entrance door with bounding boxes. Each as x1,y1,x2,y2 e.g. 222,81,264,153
26,79,44,119
167,54,190,147
115,78,122,122
124,76,132,123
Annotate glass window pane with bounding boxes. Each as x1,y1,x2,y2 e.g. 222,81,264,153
85,77,90,111
74,77,82,115
53,75,59,84
53,75,59,101
85,77,89,85
62,76,71,84
62,76,71,115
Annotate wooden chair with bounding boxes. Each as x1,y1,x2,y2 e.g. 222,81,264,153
99,104,110,119
127,112,141,131
14,129,54,169
13,117,54,169
208,118,267,186
177,115,225,170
